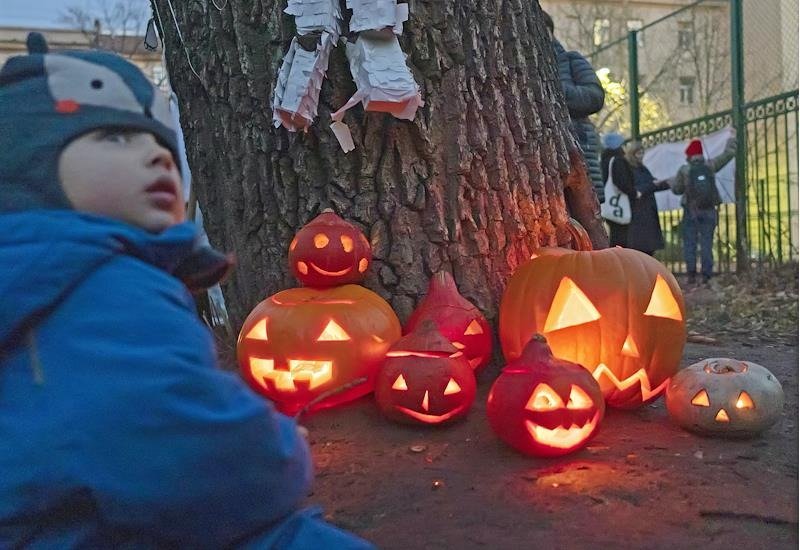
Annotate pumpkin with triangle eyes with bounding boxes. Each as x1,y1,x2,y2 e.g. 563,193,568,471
288,210,372,288
487,335,605,457
404,271,492,371
375,319,477,425
237,284,401,415
666,358,784,437
499,247,686,409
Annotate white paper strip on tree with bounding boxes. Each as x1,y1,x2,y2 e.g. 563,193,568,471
272,33,336,131
347,0,407,35
285,0,342,38
332,35,422,122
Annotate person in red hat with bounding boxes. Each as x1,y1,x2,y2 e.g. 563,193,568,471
669,131,736,285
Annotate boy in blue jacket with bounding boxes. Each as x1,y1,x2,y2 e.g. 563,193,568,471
0,34,372,549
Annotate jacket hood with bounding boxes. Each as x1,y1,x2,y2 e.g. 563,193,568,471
0,210,199,350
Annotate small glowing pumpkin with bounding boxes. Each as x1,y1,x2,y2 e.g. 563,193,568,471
237,284,400,414
288,209,372,288
500,247,686,409
666,358,784,437
487,335,605,457
375,319,476,425
404,271,492,371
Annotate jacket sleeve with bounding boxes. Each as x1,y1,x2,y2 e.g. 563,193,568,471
61,257,313,547
636,167,668,198
562,52,605,119
611,158,638,199
671,165,689,195
708,137,737,172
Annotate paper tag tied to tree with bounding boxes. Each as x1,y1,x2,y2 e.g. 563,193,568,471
285,0,343,39
347,0,409,35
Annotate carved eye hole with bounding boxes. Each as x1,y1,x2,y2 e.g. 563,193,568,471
245,318,268,341
644,274,683,320
392,374,408,391
566,385,593,409
317,319,350,341
691,389,710,407
463,319,484,336
736,391,754,409
544,277,601,332
314,233,329,249
526,383,565,411
340,235,354,252
443,378,462,395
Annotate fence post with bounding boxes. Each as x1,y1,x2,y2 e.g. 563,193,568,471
628,30,640,141
730,0,748,271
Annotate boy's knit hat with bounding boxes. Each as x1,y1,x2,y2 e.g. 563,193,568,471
0,33,179,213
685,138,704,157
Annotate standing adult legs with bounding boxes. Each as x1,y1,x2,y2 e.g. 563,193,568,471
682,209,698,280
697,209,718,281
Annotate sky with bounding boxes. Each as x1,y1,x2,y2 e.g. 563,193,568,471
2,0,151,29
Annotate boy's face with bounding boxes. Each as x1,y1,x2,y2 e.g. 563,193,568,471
59,129,185,233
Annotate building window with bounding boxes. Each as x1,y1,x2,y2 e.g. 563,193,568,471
679,77,695,105
593,18,611,46
677,21,694,50
627,19,644,48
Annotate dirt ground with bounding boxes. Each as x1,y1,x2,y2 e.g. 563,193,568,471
303,277,799,549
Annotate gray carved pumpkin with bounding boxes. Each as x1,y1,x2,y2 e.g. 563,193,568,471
666,358,784,437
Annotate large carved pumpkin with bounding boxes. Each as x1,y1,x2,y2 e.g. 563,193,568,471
404,271,492,371
487,335,605,457
499,247,686,409
666,358,784,437
288,209,372,287
375,319,476,425
237,284,401,414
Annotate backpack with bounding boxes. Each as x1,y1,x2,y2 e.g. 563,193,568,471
685,162,719,210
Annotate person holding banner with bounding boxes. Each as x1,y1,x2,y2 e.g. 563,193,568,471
600,132,638,247
670,133,737,284
626,141,671,256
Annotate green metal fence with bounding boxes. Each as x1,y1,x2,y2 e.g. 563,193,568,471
581,0,799,274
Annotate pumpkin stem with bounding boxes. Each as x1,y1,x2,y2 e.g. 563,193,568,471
519,334,554,363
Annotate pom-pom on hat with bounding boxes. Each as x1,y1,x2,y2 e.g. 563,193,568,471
685,138,704,157
0,32,179,213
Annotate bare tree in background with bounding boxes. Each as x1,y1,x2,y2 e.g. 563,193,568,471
60,0,150,60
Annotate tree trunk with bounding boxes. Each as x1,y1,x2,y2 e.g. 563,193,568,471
151,0,606,333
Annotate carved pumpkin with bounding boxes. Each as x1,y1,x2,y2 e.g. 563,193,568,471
499,247,686,409
487,335,605,457
237,284,401,414
404,271,492,371
375,319,476,425
666,358,784,437
288,209,372,287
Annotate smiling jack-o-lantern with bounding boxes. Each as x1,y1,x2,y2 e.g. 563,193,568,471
499,247,686,409
404,271,492,371
237,284,400,414
666,358,784,437
487,334,605,457
288,209,372,288
375,319,477,425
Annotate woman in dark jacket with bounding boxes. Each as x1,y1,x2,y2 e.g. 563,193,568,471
601,133,638,247
626,141,671,255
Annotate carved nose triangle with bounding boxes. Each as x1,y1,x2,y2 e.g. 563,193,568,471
621,334,640,358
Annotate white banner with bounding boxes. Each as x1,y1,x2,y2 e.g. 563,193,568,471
643,126,736,211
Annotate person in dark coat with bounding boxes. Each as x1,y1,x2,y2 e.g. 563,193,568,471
543,12,606,201
626,141,670,255
600,132,638,247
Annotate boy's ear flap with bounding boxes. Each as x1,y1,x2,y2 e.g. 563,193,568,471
26,32,49,54
173,246,235,293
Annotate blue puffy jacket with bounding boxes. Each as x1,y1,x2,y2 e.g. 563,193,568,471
0,210,371,549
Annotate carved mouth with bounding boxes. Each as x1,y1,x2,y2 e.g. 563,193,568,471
309,262,353,277
394,406,465,424
249,358,333,392
592,364,669,401
525,411,600,449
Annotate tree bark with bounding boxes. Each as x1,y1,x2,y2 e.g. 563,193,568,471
151,0,606,333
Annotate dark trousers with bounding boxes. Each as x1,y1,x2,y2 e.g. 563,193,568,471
682,208,717,277
607,222,629,248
